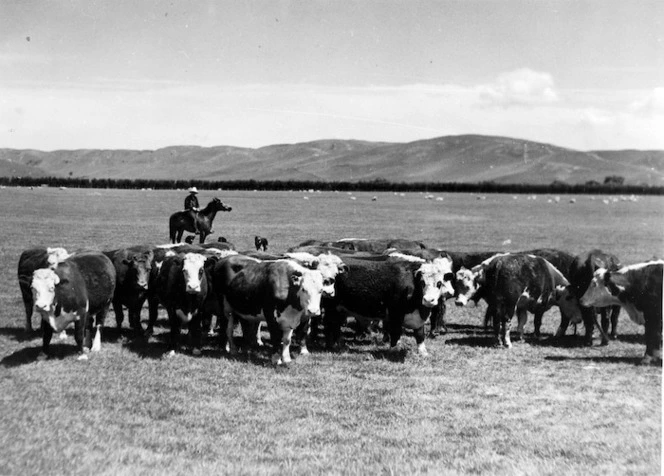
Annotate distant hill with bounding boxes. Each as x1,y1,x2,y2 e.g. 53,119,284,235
1,135,663,185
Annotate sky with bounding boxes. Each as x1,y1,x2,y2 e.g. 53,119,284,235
1,0,663,151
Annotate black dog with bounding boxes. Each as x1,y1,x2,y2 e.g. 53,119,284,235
254,236,268,251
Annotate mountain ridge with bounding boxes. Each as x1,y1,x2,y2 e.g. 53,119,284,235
1,134,663,185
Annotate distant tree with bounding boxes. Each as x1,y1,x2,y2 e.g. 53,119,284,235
604,175,625,185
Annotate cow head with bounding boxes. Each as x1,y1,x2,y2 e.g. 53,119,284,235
315,253,347,297
416,257,455,307
123,251,153,290
31,268,85,332
290,265,325,316
553,285,583,324
46,247,70,269
580,268,622,308
454,266,484,306
182,253,208,294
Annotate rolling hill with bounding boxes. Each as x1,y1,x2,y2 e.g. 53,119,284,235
1,135,663,185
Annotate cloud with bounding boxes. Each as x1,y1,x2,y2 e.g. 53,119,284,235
629,87,664,116
478,68,559,108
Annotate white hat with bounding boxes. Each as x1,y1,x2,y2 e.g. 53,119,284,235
187,187,198,194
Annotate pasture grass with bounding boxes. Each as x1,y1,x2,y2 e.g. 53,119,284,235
0,187,661,475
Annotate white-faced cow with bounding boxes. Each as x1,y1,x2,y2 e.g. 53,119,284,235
455,253,581,347
17,247,70,333
322,256,455,356
581,260,663,365
30,251,116,360
154,252,210,356
104,245,154,337
213,255,325,365
567,249,622,346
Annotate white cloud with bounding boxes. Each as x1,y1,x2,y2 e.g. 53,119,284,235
629,87,664,116
478,68,559,108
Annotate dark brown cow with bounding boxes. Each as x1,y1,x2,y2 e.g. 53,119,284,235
17,247,70,333
104,245,154,337
567,249,622,346
581,260,663,365
322,256,455,356
30,251,116,359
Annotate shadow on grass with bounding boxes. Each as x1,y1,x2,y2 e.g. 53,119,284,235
544,355,646,365
1,343,80,367
445,335,495,348
0,326,39,343
615,333,645,345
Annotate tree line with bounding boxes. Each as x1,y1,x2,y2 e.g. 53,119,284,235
1,175,662,195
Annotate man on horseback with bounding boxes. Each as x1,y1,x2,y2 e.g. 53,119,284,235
185,187,201,234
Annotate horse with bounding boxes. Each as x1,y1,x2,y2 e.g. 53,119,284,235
169,197,232,244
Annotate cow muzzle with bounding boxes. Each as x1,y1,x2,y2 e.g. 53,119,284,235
455,295,469,307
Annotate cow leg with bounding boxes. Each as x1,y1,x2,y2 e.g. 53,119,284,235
323,306,343,351
599,308,610,346
581,306,595,346
502,317,513,349
128,306,145,338
428,300,447,338
189,312,202,356
278,328,294,365
533,311,544,340
294,318,311,356
492,307,502,347
555,312,570,338
41,320,53,359
387,313,403,349
265,317,284,364
225,312,238,354
23,293,34,333
514,310,527,342
199,233,207,244
167,309,181,355
641,313,662,365
414,326,428,356
609,305,620,340
113,299,124,330
145,294,160,337
91,324,102,352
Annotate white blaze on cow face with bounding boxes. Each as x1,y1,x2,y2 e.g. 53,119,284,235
315,254,346,297
46,247,70,269
182,253,207,294
417,257,455,307
454,268,478,306
293,267,325,316
580,268,621,308
31,268,59,314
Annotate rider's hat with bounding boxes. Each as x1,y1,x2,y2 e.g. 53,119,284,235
187,187,199,194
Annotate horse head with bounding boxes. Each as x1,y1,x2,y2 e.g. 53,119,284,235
211,197,232,212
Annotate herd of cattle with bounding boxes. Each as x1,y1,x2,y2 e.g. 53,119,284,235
17,236,663,365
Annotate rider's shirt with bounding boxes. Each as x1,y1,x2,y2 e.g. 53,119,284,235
185,194,199,211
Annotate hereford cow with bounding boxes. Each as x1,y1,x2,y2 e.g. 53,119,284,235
332,238,427,253
567,249,622,345
104,245,153,337
581,260,663,364
30,251,116,359
213,255,325,365
17,247,70,333
455,253,581,347
322,256,455,356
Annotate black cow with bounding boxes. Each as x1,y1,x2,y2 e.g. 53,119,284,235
322,256,455,356
455,253,581,347
154,252,210,356
567,249,622,346
581,260,663,365
104,245,154,337
31,251,116,359
213,255,325,365
17,247,70,333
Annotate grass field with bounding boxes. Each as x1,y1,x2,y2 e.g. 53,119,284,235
0,187,662,475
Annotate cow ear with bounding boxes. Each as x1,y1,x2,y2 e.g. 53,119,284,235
53,274,61,285
291,271,303,287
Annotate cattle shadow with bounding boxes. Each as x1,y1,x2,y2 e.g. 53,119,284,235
444,335,496,348
544,355,649,366
0,326,40,343
1,343,80,368
614,333,645,345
